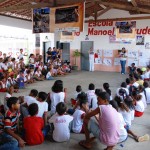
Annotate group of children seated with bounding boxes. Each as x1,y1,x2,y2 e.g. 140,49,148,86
0,51,72,93
0,61,150,150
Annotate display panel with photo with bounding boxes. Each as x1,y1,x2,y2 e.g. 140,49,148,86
136,35,144,45
55,6,79,24
33,8,50,33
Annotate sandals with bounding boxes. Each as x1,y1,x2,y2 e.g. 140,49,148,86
138,134,149,142
79,140,92,149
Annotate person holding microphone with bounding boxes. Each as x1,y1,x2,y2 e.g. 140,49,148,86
119,47,127,74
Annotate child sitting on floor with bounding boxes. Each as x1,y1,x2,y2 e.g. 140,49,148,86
0,97,25,150
128,63,136,74
79,92,120,150
110,100,149,143
0,76,7,92
71,85,82,107
72,92,89,133
48,102,73,142
23,103,50,145
132,90,145,117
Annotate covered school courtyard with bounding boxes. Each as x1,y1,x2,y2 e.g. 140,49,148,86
1,71,150,150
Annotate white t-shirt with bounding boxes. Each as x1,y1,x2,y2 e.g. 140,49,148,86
1,63,8,70
49,113,73,142
46,72,52,79
35,71,41,77
135,100,145,112
24,96,38,106
118,113,128,143
140,92,147,108
4,93,11,111
145,87,150,104
50,92,65,114
86,90,96,106
144,71,150,79
36,101,48,117
118,109,132,127
89,52,94,62
132,82,139,88
18,54,24,60
119,52,127,61
72,109,85,133
91,95,98,109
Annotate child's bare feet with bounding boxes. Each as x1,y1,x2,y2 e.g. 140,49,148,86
138,134,149,142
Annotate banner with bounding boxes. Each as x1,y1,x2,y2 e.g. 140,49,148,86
33,7,50,33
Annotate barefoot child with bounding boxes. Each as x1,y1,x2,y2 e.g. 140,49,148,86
79,92,120,150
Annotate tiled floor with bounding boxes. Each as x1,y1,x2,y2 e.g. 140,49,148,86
1,71,149,150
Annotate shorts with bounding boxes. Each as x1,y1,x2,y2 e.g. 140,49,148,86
88,118,100,140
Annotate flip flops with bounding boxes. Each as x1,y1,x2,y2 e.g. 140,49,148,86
138,134,149,142
79,140,92,149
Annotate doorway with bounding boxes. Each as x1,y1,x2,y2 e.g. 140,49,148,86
81,41,94,71
43,41,51,63
56,41,70,62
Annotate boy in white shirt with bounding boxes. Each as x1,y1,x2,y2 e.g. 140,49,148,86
72,92,89,133
86,83,96,108
49,102,73,142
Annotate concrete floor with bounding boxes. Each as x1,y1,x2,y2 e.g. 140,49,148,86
2,71,149,150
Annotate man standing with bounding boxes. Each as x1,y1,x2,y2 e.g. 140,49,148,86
89,48,94,72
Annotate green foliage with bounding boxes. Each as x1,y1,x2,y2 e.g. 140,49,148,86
73,49,81,65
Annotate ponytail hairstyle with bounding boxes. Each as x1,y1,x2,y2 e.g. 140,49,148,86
118,88,127,100
114,96,129,112
103,83,111,96
124,96,135,110
132,90,142,101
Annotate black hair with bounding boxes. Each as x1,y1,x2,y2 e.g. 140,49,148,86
7,97,18,109
114,96,129,112
138,85,144,92
109,100,118,112
3,58,8,63
95,88,103,96
124,96,135,110
76,85,82,93
132,90,142,101
11,58,15,61
121,82,127,88
143,81,149,88
77,92,88,107
103,83,111,96
88,83,95,90
28,103,38,116
38,92,48,101
97,92,110,101
126,78,131,84
56,102,67,115
134,73,140,80
52,80,63,93
118,88,127,100
29,54,34,58
131,63,135,66
30,89,38,97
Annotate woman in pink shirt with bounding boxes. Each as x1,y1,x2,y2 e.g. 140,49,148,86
79,92,120,150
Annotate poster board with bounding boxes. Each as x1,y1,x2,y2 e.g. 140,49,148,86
94,49,150,72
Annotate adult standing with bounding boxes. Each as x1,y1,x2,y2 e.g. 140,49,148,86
89,48,94,72
46,47,52,62
18,49,27,60
119,47,127,74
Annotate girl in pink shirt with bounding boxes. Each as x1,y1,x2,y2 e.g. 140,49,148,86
79,92,120,150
